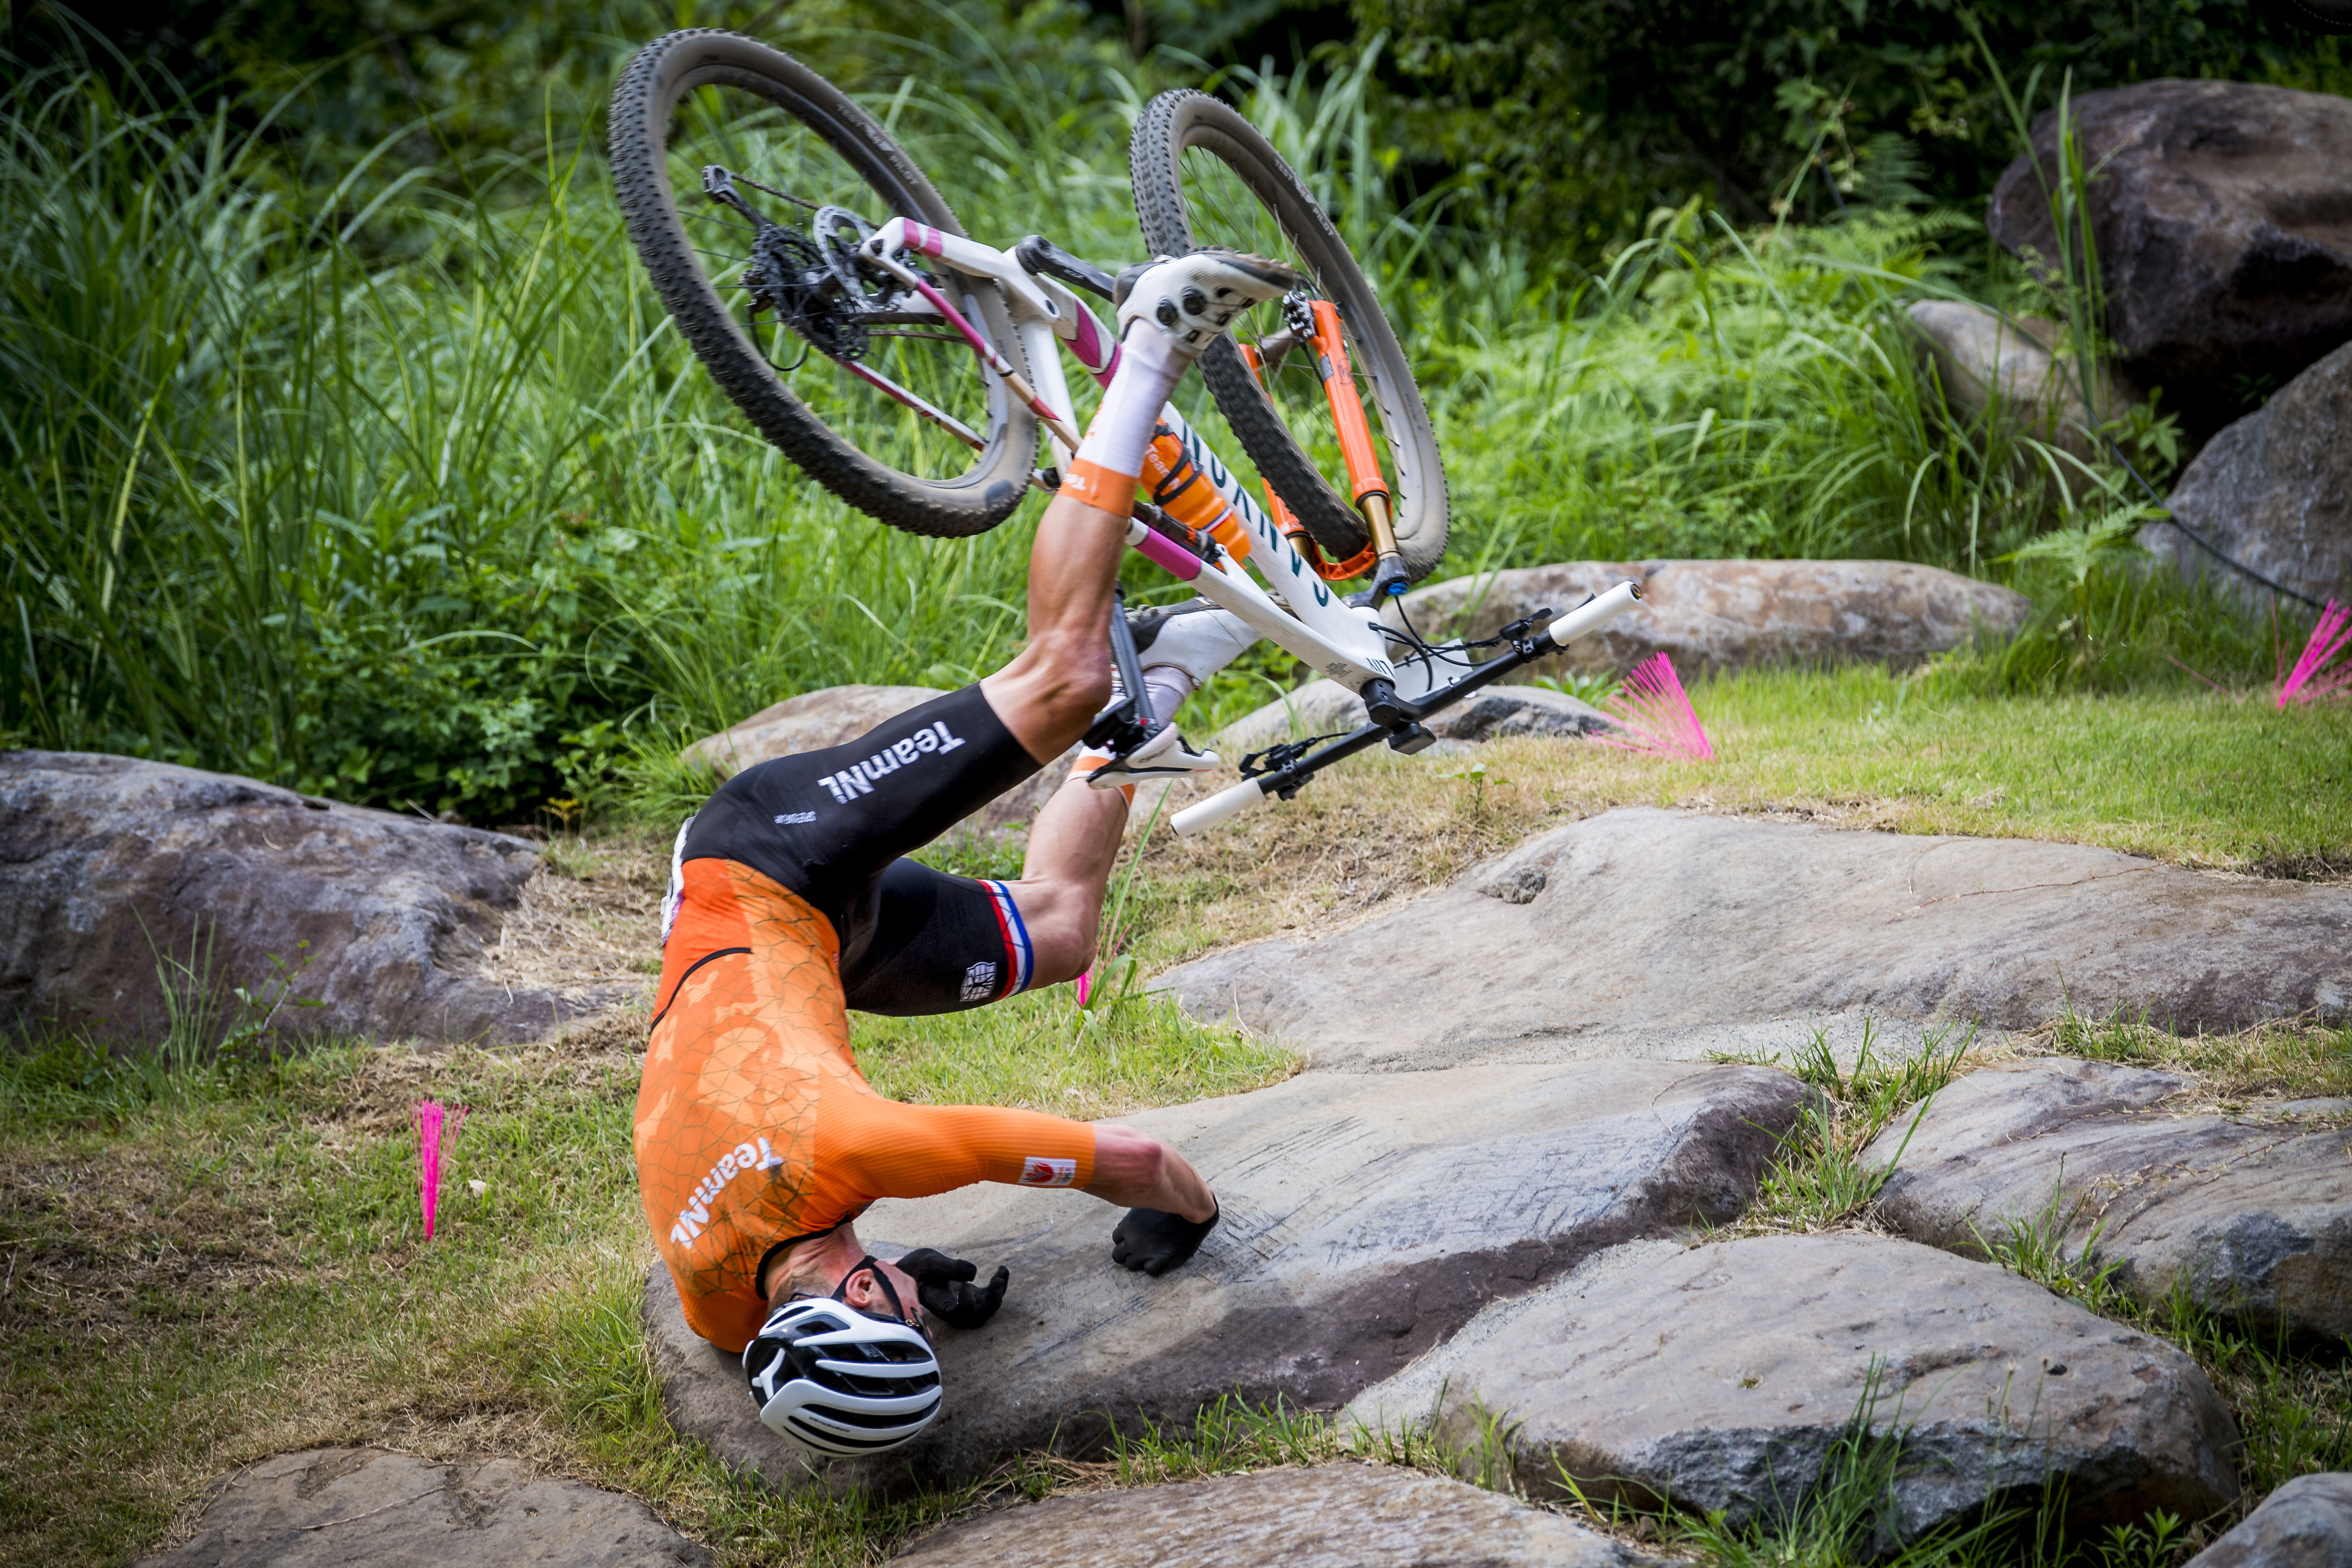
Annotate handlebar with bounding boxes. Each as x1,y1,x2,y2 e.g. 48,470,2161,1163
1170,578,1645,837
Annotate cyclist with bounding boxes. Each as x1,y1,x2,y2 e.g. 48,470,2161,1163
636,246,1296,1456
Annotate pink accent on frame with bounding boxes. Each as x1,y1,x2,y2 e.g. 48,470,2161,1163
1595,653,1715,762
1075,966,1093,1006
904,223,946,257
1133,528,1202,581
899,274,1061,423
2277,600,2351,707
1068,307,1117,383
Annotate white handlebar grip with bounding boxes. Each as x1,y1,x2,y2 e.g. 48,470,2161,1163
1540,578,1644,652
1172,778,1271,837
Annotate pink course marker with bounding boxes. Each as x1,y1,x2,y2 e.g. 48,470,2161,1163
2277,600,2351,707
416,1100,468,1240
1596,653,1716,762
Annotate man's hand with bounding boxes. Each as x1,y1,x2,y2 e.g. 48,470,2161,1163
894,1247,1009,1330
1111,1205,1219,1276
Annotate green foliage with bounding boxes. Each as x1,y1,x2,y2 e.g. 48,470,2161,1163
1350,0,2350,249
1421,206,2102,572
0,10,2308,832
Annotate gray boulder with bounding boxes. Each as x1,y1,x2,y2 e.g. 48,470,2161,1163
890,1462,1636,1567
1347,1234,2240,1543
1906,303,2139,463
646,1060,1807,1494
2142,339,2352,609
130,1447,709,1567
1158,807,2352,1069
2185,1473,2352,1568
0,751,607,1046
1986,79,2352,440
677,683,1066,837
1864,1058,2352,1340
679,683,948,779
1215,678,1611,758
1401,560,2030,684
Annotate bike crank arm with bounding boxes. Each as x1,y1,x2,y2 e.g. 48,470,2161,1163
1172,579,1645,836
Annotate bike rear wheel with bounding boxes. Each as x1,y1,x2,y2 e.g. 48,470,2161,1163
609,30,1035,537
1128,89,1448,579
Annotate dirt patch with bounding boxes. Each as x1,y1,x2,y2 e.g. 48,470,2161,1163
475,830,666,1011
0,1140,290,1343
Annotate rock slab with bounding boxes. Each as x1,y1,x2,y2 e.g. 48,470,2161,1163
2142,339,2352,609
890,1462,1634,1566
1348,1234,2240,1542
0,751,594,1046
647,1060,1808,1494
1865,1057,2352,1340
1215,678,1611,758
1160,807,2352,1068
1986,79,2352,438
2186,1472,2352,1568
131,1447,709,1567
1401,560,2030,684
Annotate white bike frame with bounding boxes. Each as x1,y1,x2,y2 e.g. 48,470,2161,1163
864,217,1435,698
853,217,1644,838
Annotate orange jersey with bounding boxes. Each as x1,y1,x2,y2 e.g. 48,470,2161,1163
637,857,1097,1352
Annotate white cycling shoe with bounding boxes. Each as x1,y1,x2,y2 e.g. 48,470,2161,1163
1132,598,1259,689
1083,722,1224,788
1113,249,1295,354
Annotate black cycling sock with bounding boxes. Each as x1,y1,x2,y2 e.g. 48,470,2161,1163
1111,1204,1219,1276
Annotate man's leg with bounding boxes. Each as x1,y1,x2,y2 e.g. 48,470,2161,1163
979,248,1294,766
972,250,1295,979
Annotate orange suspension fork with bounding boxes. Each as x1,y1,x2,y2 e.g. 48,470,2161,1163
1308,299,1406,597
1241,341,1375,582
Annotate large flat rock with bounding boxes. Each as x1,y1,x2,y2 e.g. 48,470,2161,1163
0,751,612,1045
889,1462,1635,1567
1400,560,2030,683
1864,1057,2352,1340
130,1447,709,1567
1347,1234,2240,1543
2185,1472,2352,1568
646,1061,1807,1494
1159,807,2352,1068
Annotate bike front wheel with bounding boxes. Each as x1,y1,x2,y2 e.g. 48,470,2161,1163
609,30,1036,537
1128,89,1448,580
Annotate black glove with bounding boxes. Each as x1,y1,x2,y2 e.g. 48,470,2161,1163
1111,1205,1219,1276
893,1247,1009,1330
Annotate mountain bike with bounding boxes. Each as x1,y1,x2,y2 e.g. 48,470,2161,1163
607,30,1640,834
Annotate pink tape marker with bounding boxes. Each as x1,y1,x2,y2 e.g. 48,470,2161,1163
416,1100,468,1240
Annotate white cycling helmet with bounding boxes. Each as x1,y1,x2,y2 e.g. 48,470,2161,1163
741,1270,942,1456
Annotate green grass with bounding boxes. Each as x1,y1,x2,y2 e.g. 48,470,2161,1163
1554,665,2351,873
1717,1021,1977,1234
